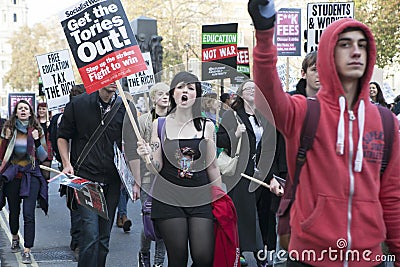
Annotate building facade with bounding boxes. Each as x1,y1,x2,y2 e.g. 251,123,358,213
0,0,27,118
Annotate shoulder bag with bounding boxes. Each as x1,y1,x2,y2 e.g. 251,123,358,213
217,112,241,176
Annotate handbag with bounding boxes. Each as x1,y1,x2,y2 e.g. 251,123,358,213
142,177,162,241
142,117,166,241
217,112,241,176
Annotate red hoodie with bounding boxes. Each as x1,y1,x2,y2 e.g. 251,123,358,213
253,18,400,267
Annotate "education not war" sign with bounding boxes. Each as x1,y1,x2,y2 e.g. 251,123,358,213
201,23,238,81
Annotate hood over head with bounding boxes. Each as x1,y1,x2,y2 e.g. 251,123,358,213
317,18,376,108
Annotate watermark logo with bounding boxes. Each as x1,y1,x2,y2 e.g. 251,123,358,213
256,239,396,263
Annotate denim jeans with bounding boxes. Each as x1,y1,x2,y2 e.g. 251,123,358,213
5,176,40,248
77,182,120,267
70,209,81,250
139,182,166,265
117,186,129,217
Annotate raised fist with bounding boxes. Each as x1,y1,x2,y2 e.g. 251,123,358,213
248,0,276,30
32,129,39,140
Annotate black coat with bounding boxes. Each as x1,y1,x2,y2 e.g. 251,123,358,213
58,91,139,184
217,107,277,251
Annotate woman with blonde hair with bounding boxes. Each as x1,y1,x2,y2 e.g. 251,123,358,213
136,82,169,267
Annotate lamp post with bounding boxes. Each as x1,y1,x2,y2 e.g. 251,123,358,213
184,43,190,71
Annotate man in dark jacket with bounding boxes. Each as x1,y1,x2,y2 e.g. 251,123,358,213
289,51,319,98
57,82,140,267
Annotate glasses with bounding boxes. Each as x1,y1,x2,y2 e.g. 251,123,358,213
243,87,255,92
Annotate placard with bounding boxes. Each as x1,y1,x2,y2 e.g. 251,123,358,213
36,50,75,111
307,2,354,52
59,0,146,93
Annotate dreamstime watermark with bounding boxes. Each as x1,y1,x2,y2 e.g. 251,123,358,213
256,238,396,263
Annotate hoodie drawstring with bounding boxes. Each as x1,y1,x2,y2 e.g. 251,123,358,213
336,96,346,155
354,100,365,172
336,97,365,172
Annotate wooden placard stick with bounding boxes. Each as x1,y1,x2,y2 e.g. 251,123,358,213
116,80,151,164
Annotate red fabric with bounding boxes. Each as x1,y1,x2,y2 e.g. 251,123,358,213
211,186,240,267
0,137,9,173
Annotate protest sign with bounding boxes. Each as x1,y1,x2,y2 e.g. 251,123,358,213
36,50,75,111
59,174,108,219
127,52,155,95
201,82,213,96
382,82,396,104
59,0,146,94
230,47,251,85
113,143,135,200
202,23,238,81
236,47,250,77
275,8,301,56
307,2,354,53
8,92,36,118
277,63,297,91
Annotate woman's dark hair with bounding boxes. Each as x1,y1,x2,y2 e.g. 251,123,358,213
369,81,387,106
4,100,42,134
231,79,254,111
168,71,203,131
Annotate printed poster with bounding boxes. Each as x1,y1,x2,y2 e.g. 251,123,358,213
8,93,36,118
126,52,155,95
59,174,109,219
202,23,238,81
113,143,135,201
275,8,301,56
36,50,75,111
59,0,147,93
307,2,354,52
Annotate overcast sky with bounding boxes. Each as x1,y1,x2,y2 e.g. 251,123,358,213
27,0,79,24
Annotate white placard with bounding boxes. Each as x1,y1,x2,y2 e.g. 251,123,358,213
36,50,75,111
307,2,354,53
127,52,155,95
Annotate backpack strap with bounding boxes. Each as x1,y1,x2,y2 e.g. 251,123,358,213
150,117,167,194
377,106,394,175
157,117,166,148
74,97,122,173
290,97,321,200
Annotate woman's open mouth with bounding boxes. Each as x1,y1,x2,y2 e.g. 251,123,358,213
181,95,188,103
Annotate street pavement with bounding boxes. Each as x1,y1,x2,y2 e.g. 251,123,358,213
0,163,261,267
0,164,144,267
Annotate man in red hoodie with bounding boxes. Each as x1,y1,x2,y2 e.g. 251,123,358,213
248,1,400,266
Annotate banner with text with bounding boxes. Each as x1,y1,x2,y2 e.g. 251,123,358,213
275,8,301,56
59,0,146,93
231,47,250,85
382,82,396,104
113,143,135,200
36,50,75,111
277,63,298,91
237,47,250,77
307,2,354,53
59,175,109,219
127,52,154,95
202,23,238,81
8,93,36,118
